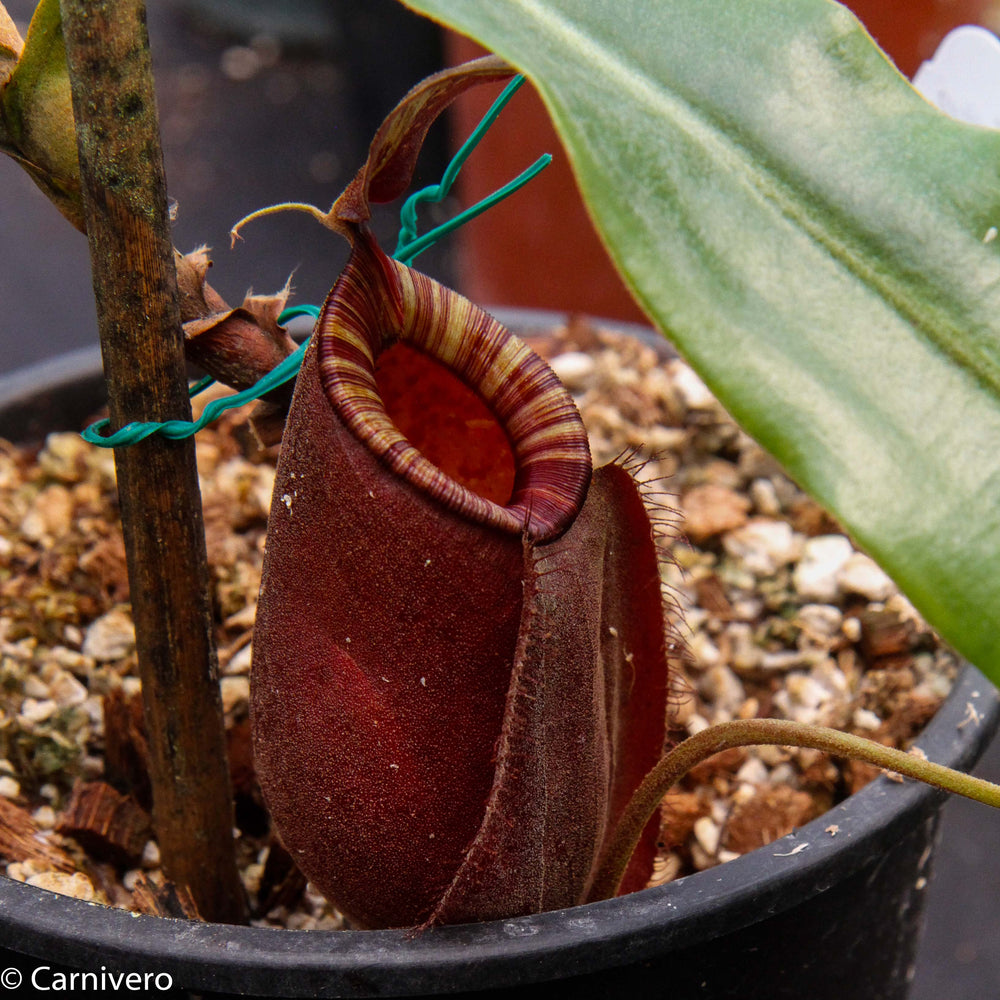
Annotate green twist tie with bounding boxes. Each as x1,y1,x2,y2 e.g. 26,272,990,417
83,75,545,447
393,75,549,265
80,309,319,447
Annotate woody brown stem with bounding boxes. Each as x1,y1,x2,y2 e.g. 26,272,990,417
59,0,247,923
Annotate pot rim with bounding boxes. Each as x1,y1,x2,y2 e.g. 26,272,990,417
0,314,996,998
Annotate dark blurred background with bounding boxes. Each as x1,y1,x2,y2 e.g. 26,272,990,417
0,0,457,374
1,2,999,997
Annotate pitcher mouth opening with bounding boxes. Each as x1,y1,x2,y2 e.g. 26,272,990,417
316,249,592,542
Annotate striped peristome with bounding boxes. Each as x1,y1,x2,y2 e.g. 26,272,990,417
317,231,592,541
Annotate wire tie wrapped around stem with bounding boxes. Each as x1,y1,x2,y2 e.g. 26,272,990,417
82,76,547,448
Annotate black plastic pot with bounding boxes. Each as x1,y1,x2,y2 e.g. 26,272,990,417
0,327,998,1000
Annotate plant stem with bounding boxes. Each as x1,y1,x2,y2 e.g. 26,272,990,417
589,717,1000,905
59,0,247,924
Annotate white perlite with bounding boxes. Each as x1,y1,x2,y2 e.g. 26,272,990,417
82,607,136,662
836,552,896,602
792,534,854,602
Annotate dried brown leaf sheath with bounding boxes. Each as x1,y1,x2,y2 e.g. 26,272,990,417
175,247,298,393
250,59,672,929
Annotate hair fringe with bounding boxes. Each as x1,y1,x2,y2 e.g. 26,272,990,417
613,448,695,720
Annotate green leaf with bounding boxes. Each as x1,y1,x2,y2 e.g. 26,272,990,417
0,0,82,229
400,0,1000,682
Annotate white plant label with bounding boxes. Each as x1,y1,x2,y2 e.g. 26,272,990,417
913,25,1000,128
